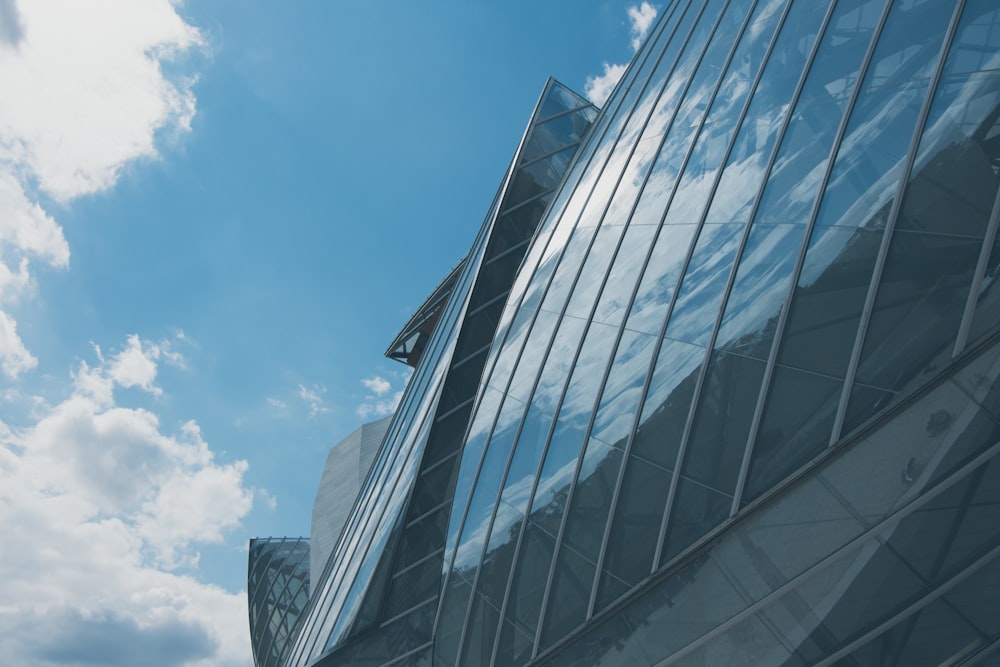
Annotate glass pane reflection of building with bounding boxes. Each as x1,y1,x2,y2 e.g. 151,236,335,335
254,1,1000,665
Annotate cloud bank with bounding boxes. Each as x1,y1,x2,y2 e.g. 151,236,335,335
0,2,256,665
585,2,658,106
0,0,202,376
0,335,254,666
356,372,409,419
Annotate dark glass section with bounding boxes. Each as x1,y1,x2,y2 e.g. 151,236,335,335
716,223,805,360
664,350,766,559
775,225,883,379
537,332,1000,666
744,362,842,501
248,537,310,667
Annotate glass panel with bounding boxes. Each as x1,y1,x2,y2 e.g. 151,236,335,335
506,310,559,403
754,0,885,225
590,330,658,448
682,351,766,492
596,453,670,608
970,236,1000,344
716,222,807,360
540,438,624,650
592,223,657,326
538,225,598,314
847,231,982,424
632,337,704,471
520,113,590,164
744,362,842,502
777,225,883,379
838,597,982,667
704,0,831,224
946,0,1000,76
945,552,1000,638
814,0,956,231
881,455,1000,584
624,223,699,336
442,387,503,570
498,512,557,663
537,82,591,122
897,74,1000,238
663,223,743,346
558,320,619,433
487,306,538,394
631,0,774,230
564,224,627,320
660,0,788,227
449,394,525,577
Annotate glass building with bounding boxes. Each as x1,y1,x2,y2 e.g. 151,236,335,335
271,0,1000,664
248,538,311,667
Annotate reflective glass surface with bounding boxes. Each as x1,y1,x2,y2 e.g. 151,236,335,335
291,1,1000,665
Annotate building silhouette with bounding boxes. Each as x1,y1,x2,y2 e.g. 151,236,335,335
253,0,1000,664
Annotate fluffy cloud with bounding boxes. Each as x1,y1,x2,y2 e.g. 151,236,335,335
356,371,410,419
0,335,254,666
361,375,392,396
628,2,658,51
585,2,658,105
298,383,330,417
0,0,202,377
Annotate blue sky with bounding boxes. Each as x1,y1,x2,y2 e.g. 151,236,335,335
0,1,655,665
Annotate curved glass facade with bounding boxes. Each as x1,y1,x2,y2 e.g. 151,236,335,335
275,1,1000,665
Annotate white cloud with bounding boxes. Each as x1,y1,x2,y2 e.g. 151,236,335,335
298,383,329,417
361,375,392,396
0,0,203,375
584,3,658,106
356,370,410,419
0,310,36,377
356,390,403,420
585,62,629,108
0,334,254,667
628,2,658,51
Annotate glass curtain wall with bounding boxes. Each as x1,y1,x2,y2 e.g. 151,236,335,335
436,0,1000,664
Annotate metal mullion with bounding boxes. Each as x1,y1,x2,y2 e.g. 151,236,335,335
405,500,452,529
962,636,1000,666
651,437,1000,667
954,187,1000,355
483,239,533,267
813,543,1000,667
258,543,309,667
320,373,447,654
535,102,597,126
652,0,800,573
380,596,439,629
316,256,478,655
319,181,499,655
460,54,676,657
255,540,301,666
586,0,772,620
249,539,287,662
831,0,969,444
486,0,702,656
440,0,687,654
517,141,582,171
531,0,731,654
707,0,841,516
390,547,446,582
730,0,900,513
431,41,653,649
380,641,434,667
498,186,555,217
